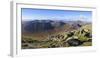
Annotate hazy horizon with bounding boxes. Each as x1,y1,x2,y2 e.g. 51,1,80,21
21,8,92,22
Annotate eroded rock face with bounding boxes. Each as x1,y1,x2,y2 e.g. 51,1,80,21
22,20,66,33
67,39,83,46
24,20,55,33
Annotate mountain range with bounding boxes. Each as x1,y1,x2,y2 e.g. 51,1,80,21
22,20,91,33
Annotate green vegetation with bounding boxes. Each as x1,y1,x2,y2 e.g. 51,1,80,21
22,24,92,49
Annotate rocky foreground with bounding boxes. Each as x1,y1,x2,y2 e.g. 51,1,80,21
22,24,92,49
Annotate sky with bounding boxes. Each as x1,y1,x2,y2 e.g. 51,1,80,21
21,8,92,22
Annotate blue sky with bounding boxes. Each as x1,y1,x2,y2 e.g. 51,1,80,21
21,8,92,22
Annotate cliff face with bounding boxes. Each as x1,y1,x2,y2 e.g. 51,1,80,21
22,20,66,33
